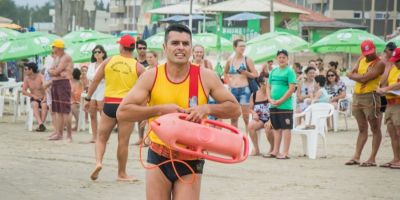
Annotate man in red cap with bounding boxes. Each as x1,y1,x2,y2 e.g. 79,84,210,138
346,40,385,167
85,34,145,181
377,47,400,169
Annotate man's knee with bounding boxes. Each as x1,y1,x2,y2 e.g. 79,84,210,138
31,102,39,109
368,118,381,134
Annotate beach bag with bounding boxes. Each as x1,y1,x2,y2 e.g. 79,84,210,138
245,57,259,93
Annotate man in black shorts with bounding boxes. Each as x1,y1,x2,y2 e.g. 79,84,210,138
117,24,241,200
268,49,297,159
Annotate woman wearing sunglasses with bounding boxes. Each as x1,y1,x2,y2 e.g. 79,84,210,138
86,45,107,143
325,69,347,111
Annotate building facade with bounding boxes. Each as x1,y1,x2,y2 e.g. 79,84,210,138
109,0,142,33
289,0,399,37
54,0,96,35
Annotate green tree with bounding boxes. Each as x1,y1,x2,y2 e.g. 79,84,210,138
0,0,18,23
0,0,54,27
95,0,105,10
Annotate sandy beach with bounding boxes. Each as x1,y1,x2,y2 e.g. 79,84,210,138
0,114,399,200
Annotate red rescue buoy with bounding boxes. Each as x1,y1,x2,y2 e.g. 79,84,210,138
150,113,249,163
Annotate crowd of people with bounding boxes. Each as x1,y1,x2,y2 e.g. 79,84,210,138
5,23,400,199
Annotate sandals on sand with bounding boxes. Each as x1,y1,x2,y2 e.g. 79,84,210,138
276,156,290,160
379,162,393,168
345,159,360,165
262,154,276,158
359,162,377,167
390,164,400,169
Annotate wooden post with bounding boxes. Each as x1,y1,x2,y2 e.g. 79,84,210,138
370,0,375,34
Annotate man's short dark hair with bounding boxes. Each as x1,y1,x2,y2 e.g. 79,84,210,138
136,39,147,48
164,24,192,44
276,49,288,57
386,42,397,51
123,47,135,52
24,62,38,73
72,68,81,80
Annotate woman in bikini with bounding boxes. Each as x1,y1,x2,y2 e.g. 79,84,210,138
224,39,258,132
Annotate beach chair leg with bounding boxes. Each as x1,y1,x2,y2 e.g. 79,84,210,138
301,134,307,157
0,96,4,118
333,111,338,132
307,132,318,159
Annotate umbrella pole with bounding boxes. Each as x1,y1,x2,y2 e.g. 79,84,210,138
203,14,206,33
348,53,351,69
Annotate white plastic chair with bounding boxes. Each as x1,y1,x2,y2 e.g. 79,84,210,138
0,82,23,121
292,103,334,159
77,92,87,131
333,93,352,132
77,92,92,134
25,97,34,131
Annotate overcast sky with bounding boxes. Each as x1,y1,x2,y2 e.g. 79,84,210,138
14,0,109,7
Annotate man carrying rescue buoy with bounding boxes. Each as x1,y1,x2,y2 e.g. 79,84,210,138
117,24,241,199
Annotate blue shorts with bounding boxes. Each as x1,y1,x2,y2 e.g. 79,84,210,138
230,86,251,105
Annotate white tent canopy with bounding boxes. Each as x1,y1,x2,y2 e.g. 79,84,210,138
201,0,308,14
147,1,204,15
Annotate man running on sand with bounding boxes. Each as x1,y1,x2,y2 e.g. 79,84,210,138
48,39,73,141
117,24,241,200
346,40,385,167
86,34,144,181
22,62,48,132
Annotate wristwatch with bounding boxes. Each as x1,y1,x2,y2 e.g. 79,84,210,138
84,96,91,101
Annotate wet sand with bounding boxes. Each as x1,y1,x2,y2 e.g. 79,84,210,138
0,115,399,200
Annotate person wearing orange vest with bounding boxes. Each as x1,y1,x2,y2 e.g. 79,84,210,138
377,47,400,169
345,40,385,167
85,34,145,181
117,24,241,199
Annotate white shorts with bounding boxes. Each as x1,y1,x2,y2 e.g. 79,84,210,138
91,81,105,101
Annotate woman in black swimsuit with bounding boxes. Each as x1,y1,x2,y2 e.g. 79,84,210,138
248,75,273,156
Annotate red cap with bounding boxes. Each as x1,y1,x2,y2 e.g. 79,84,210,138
390,48,400,62
117,34,136,48
360,40,376,56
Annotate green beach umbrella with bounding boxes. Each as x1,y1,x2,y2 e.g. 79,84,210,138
0,27,20,42
192,33,232,52
63,30,114,45
0,32,60,61
66,37,120,63
388,35,400,47
244,31,309,64
310,28,385,54
145,32,165,51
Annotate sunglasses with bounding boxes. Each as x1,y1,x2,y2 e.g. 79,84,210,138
137,47,147,50
93,51,102,54
327,74,335,77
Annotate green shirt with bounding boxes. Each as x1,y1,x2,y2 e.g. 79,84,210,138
269,66,297,110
